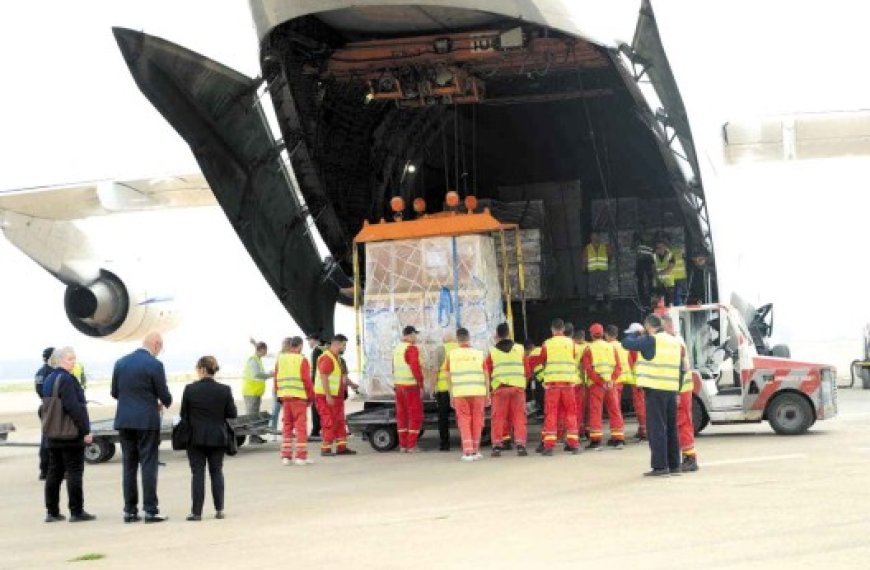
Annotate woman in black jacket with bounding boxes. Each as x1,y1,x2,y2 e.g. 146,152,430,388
42,346,95,523
180,356,237,521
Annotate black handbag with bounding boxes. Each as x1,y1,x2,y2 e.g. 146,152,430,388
171,419,191,450
41,374,79,440
225,421,238,456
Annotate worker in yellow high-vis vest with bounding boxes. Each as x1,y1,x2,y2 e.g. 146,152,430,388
583,323,625,449
315,334,356,456
610,323,647,440
274,337,314,466
572,329,589,440
583,232,613,303
242,339,272,444
622,314,685,477
670,245,687,306
436,333,459,452
485,323,530,457
71,361,87,391
393,325,425,453
653,238,676,306
538,318,580,456
525,340,545,420
446,327,489,462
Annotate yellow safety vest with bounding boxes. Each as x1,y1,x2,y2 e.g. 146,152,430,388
574,342,587,385
635,332,682,392
71,362,86,389
655,251,675,287
489,344,526,389
448,346,486,397
315,351,342,396
585,243,609,272
542,336,576,383
392,342,418,387
242,355,266,397
530,347,544,381
276,353,307,400
437,342,459,392
671,247,687,281
610,341,635,385
588,340,617,382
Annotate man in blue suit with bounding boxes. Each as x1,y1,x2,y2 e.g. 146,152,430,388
111,332,173,523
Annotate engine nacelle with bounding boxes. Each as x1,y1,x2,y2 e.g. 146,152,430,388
64,269,177,341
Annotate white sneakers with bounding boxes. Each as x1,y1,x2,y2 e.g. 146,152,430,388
460,452,484,462
283,457,314,466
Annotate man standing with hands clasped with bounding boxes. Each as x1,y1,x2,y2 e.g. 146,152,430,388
112,332,173,522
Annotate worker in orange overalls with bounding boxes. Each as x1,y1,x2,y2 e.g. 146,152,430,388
582,323,625,450
315,334,357,456
485,322,531,457
538,318,580,455
619,322,647,440
446,327,490,462
393,325,425,453
274,336,315,466
662,314,699,472
572,329,589,440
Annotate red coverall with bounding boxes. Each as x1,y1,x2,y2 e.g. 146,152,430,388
444,345,487,455
396,344,425,450
275,359,314,460
582,343,625,443
677,377,697,459
538,337,580,450
484,346,531,448
315,354,348,453
618,351,647,437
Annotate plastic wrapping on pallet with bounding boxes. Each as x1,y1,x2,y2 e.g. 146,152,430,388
361,234,506,400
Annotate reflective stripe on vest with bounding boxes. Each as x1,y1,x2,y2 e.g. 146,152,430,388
588,340,616,381
655,251,675,287
437,342,459,392
393,342,417,387
530,347,544,380
635,333,682,392
542,336,576,383
276,353,306,399
610,341,635,384
448,347,486,397
241,355,266,397
671,247,687,280
489,344,526,389
586,243,609,272
315,351,342,396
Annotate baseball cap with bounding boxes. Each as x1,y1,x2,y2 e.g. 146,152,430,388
624,322,644,334
589,323,604,336
402,325,420,336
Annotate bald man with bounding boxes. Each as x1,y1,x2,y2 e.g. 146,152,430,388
112,332,172,523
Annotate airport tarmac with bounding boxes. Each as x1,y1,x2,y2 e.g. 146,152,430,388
2,385,870,569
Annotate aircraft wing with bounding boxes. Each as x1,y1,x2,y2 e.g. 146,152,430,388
0,172,215,220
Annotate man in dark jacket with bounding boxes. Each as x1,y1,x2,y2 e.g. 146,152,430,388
42,346,95,523
111,332,172,523
306,334,327,440
35,346,54,480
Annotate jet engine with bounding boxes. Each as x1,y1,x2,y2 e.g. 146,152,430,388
63,269,176,341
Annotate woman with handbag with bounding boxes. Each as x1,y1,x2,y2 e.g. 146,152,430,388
179,356,237,521
42,346,95,523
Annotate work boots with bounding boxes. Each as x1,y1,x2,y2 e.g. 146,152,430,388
516,445,528,457
681,455,699,473
585,440,602,451
535,442,544,454
607,439,626,450
633,430,647,442
491,447,503,458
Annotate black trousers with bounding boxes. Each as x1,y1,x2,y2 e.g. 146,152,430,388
119,429,161,515
636,258,655,308
187,445,225,516
44,446,84,516
644,388,680,471
435,391,451,448
39,436,50,476
534,379,545,416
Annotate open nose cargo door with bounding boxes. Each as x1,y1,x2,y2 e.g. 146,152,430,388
113,28,340,338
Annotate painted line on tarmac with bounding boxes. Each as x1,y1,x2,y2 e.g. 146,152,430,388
703,453,806,467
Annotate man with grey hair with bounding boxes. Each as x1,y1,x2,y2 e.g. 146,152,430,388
111,332,172,523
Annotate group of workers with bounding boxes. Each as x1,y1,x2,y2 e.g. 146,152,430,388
584,231,709,311
390,312,699,474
